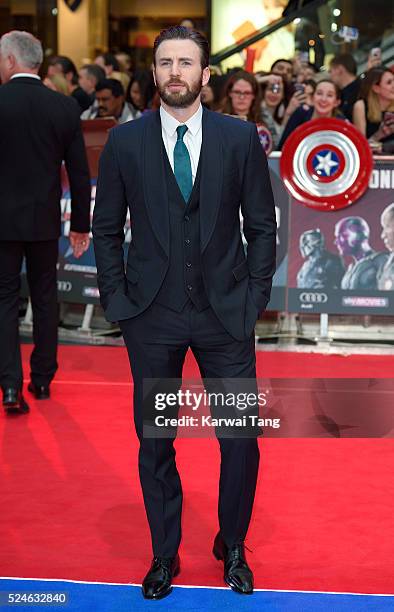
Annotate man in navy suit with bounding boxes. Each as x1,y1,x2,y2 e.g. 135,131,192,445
93,26,276,599
0,31,91,413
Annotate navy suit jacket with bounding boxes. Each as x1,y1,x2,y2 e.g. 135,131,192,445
0,77,91,241
92,107,276,340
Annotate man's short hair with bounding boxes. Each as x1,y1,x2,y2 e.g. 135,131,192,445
0,30,43,69
153,26,210,69
96,53,120,71
330,53,357,76
81,64,105,86
96,78,124,97
49,55,78,84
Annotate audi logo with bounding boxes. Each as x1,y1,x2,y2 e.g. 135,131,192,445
299,292,328,304
57,281,72,292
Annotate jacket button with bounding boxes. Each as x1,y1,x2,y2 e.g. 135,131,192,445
184,215,190,222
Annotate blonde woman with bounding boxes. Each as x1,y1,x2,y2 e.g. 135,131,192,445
353,67,394,148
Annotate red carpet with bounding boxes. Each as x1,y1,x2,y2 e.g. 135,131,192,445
0,345,393,593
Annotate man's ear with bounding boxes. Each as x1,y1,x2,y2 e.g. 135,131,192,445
8,53,16,71
202,66,210,87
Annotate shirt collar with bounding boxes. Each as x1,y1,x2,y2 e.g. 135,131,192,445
160,104,203,138
11,73,41,80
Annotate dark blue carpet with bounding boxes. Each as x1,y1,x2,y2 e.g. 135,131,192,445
0,579,393,611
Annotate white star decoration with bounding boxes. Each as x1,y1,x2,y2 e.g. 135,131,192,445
314,151,338,176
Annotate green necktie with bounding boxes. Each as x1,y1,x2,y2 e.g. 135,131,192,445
174,124,192,203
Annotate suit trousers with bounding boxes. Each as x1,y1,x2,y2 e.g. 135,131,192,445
0,240,59,391
120,299,260,558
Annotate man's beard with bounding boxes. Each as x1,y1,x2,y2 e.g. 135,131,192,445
157,76,203,108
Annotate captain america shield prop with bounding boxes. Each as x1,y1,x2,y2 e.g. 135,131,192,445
280,118,373,211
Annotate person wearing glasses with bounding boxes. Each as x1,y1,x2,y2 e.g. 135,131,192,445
218,70,262,123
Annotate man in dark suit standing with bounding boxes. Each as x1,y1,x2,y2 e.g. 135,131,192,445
93,27,276,599
0,31,91,414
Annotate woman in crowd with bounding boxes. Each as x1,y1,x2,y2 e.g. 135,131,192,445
201,74,224,110
278,79,343,149
258,72,312,149
259,72,287,148
218,70,261,122
353,67,394,151
126,70,156,113
201,83,216,109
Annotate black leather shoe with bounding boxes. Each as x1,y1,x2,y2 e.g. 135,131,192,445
28,382,50,400
141,554,180,600
213,532,253,594
3,388,29,414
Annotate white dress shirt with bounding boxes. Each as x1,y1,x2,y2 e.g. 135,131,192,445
10,73,41,80
160,104,203,183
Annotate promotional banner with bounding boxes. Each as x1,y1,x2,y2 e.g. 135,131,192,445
57,173,131,304
57,177,99,304
287,159,394,314
266,154,290,311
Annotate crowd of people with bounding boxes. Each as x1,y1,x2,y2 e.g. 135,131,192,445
41,46,394,155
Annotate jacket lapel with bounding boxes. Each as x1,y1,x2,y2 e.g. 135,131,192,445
199,108,223,253
142,110,170,256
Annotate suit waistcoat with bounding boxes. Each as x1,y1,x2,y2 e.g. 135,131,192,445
154,148,209,312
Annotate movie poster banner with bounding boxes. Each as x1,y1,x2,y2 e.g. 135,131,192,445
287,158,394,314
265,154,290,311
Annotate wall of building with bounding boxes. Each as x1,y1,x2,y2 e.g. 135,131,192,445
57,0,108,66
110,0,205,18
10,0,35,14
57,0,90,65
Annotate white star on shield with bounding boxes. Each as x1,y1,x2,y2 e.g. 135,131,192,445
314,151,339,176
